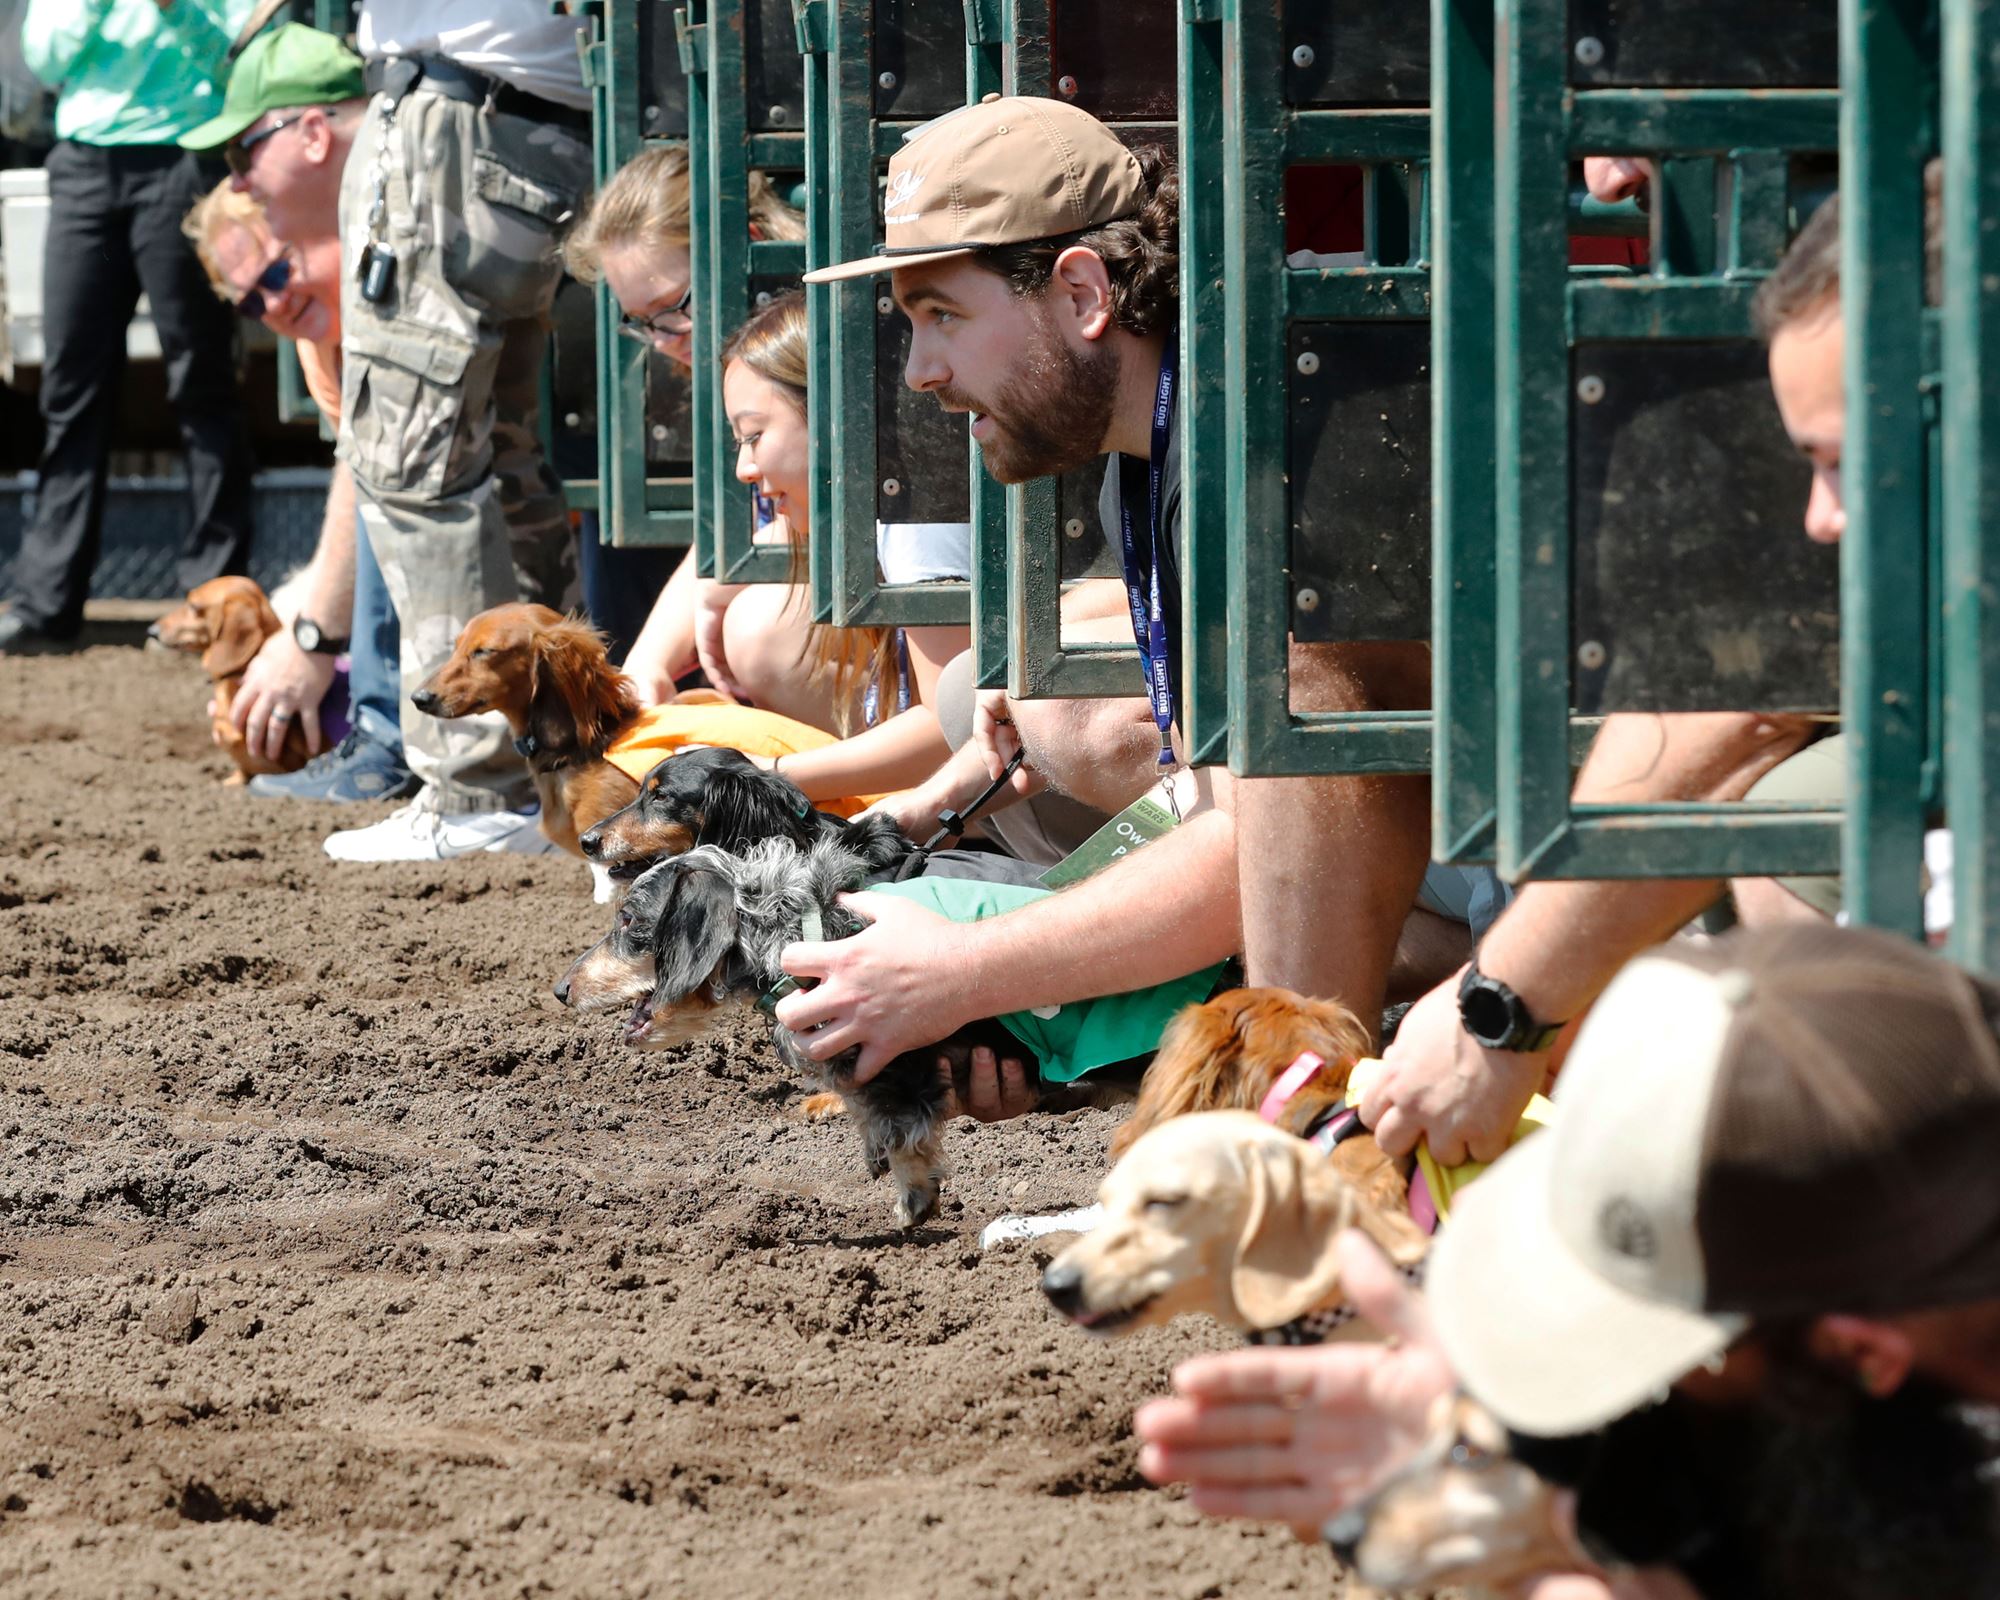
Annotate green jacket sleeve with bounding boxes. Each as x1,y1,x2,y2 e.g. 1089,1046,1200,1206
20,0,118,88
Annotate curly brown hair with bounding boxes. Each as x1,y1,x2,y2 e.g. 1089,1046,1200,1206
965,142,1179,337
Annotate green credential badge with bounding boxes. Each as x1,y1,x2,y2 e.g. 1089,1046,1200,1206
1036,794,1179,890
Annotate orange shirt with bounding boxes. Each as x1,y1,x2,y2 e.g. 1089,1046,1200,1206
601,703,886,817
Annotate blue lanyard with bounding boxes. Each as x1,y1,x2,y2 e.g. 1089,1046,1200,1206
1117,335,1180,769
862,627,913,729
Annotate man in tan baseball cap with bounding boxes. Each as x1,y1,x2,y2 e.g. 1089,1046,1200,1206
782,93,1454,1132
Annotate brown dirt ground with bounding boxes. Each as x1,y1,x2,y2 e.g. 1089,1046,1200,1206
0,630,1335,1599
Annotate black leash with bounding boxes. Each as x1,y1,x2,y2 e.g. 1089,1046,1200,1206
894,749,1026,882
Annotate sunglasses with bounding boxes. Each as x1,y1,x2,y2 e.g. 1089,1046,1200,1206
234,253,294,320
618,286,694,345
225,113,304,178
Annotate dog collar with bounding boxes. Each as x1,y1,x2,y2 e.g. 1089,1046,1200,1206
757,902,824,1016
1258,1050,1329,1124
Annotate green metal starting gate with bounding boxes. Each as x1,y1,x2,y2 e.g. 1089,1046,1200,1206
582,0,2000,964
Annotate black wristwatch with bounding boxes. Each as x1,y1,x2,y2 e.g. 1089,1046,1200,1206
1457,961,1565,1053
292,616,349,656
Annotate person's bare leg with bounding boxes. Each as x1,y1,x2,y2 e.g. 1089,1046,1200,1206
719,583,853,731
1235,641,1433,1039
1386,906,1473,1008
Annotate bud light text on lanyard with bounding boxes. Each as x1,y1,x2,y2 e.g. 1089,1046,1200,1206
1117,336,1181,772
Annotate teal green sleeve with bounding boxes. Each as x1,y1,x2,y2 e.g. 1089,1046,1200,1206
25,0,254,145
21,0,117,87
867,877,1227,1084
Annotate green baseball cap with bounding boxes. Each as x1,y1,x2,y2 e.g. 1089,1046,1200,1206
179,23,367,152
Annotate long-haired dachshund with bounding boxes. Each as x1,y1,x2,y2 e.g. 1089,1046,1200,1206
152,576,321,784
578,746,911,887
411,603,642,856
1111,986,1378,1158
555,831,1138,1229
1040,1111,1426,1341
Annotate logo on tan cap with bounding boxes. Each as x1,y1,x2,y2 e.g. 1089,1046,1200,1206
802,95,1145,284
883,168,928,227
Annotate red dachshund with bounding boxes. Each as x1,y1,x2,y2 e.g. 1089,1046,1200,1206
152,576,316,785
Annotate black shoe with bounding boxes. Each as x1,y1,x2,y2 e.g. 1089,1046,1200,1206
0,611,74,655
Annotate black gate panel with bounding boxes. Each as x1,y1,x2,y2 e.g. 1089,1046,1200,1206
1571,340,1839,714
745,0,806,132
1568,0,1838,88
875,301,972,524
1286,8,1431,106
639,0,690,137
1287,321,1432,643
874,0,966,118
1047,0,1179,121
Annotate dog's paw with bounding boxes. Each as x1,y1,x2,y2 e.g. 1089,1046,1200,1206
800,1092,846,1123
893,1180,941,1231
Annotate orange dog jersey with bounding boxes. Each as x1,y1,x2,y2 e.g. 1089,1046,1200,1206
600,703,884,818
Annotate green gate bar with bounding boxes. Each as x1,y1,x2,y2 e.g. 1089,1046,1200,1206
964,0,1012,685
1839,0,1933,938
1494,0,1849,883
1176,0,1229,766
809,4,974,627
1215,0,1433,776
1943,0,2000,968
586,0,695,550
685,0,803,583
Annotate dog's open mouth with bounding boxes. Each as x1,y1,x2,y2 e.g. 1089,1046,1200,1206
1065,1295,1155,1336
606,857,652,882
623,994,657,1043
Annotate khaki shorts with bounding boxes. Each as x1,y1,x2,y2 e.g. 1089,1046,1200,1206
1743,732,1845,918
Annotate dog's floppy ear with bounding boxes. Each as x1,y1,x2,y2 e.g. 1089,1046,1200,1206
200,590,274,679
1229,1138,1428,1328
698,764,814,849
532,614,637,750
650,865,742,1001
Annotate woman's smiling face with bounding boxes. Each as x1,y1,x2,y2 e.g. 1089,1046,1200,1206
723,358,810,532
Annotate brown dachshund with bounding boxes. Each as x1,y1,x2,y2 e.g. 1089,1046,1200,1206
1112,985,1378,1157
411,604,647,857
152,576,314,784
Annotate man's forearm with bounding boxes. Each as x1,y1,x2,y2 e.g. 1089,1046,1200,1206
1475,710,1816,1020
299,462,358,634
951,807,1238,1015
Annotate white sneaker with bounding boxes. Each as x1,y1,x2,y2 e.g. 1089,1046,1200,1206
323,798,555,862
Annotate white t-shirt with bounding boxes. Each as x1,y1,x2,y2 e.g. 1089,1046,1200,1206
358,0,590,109
877,521,973,585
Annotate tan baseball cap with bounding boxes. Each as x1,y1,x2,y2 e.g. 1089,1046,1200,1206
1428,923,2000,1437
801,95,1144,284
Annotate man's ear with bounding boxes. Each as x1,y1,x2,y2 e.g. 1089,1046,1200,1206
1808,1314,1916,1398
298,107,335,165
1048,244,1117,342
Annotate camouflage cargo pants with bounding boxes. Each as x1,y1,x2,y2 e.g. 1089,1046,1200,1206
337,84,588,813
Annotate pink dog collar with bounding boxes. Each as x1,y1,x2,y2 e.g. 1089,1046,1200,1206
1258,1051,1328,1125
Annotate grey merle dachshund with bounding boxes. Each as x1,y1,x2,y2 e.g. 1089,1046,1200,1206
555,825,1140,1229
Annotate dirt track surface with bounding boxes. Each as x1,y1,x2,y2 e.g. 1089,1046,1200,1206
0,634,1330,1598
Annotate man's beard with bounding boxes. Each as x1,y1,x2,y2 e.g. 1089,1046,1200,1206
940,310,1119,485
1513,1349,2000,1600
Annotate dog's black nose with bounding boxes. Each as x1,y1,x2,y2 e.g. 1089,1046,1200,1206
1323,1509,1365,1567
1040,1262,1086,1315
578,827,603,859
553,975,572,1006
410,688,443,715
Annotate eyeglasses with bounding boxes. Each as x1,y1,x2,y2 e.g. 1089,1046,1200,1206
225,113,304,178
233,252,294,320
618,286,694,345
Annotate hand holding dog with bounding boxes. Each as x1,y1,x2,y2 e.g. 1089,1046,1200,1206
775,891,979,1082
230,629,334,761
1133,1232,1452,1531
1362,976,1549,1166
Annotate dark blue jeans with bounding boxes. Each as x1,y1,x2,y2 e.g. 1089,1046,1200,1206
349,510,401,743
575,511,679,665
